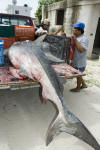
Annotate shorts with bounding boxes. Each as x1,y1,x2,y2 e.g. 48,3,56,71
74,67,85,72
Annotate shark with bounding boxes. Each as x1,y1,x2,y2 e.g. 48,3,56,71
8,41,100,149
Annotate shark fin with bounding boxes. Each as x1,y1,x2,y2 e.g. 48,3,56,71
46,113,76,146
46,104,100,150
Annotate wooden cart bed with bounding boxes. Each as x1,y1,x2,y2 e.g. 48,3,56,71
0,64,85,90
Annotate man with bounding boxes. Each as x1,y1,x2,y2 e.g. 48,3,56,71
35,19,50,38
35,18,63,38
70,22,88,92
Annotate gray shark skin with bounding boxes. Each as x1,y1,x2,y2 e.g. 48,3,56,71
8,41,100,150
33,35,65,64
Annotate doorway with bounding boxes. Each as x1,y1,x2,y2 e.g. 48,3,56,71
93,17,100,55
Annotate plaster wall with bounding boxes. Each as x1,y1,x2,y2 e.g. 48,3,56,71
73,4,100,57
7,5,32,16
48,10,57,25
85,4,100,57
43,0,100,57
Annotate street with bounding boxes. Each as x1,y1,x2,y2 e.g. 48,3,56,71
0,59,100,150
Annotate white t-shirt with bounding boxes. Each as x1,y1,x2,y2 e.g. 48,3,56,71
35,27,47,35
73,34,88,68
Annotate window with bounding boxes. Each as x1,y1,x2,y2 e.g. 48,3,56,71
24,19,31,26
10,18,18,25
18,18,31,26
2,17,10,25
0,17,2,24
56,9,64,25
0,13,33,27
15,10,19,14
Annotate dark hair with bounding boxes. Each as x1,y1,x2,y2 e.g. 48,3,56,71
75,27,84,34
80,29,84,34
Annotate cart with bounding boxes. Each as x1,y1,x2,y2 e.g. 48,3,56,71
0,64,85,90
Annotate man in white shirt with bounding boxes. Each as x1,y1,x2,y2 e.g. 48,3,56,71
70,22,88,92
35,19,50,38
35,19,63,38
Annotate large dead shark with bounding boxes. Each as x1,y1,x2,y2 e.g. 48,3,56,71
8,41,100,149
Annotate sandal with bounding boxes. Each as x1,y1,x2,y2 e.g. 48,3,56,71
80,85,88,89
70,88,80,92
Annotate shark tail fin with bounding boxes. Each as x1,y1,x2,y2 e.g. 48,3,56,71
46,112,76,146
46,105,100,150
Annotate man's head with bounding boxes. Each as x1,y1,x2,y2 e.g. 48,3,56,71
41,19,50,31
72,22,85,36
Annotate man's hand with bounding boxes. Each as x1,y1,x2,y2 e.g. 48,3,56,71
73,34,77,40
73,35,85,53
49,26,63,35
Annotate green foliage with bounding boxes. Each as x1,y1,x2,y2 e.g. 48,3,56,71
35,0,63,24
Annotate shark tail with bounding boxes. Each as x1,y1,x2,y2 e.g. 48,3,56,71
46,104,100,150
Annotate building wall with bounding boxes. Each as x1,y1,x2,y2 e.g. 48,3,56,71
43,0,100,58
7,5,32,17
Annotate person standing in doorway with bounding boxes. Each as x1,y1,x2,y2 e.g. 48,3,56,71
70,22,88,92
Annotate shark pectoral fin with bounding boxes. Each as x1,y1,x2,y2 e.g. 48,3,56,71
46,115,76,146
45,53,64,63
41,88,47,104
42,95,47,104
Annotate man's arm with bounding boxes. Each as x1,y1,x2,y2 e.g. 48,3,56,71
35,27,47,37
53,26,63,35
73,35,85,53
49,26,63,35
